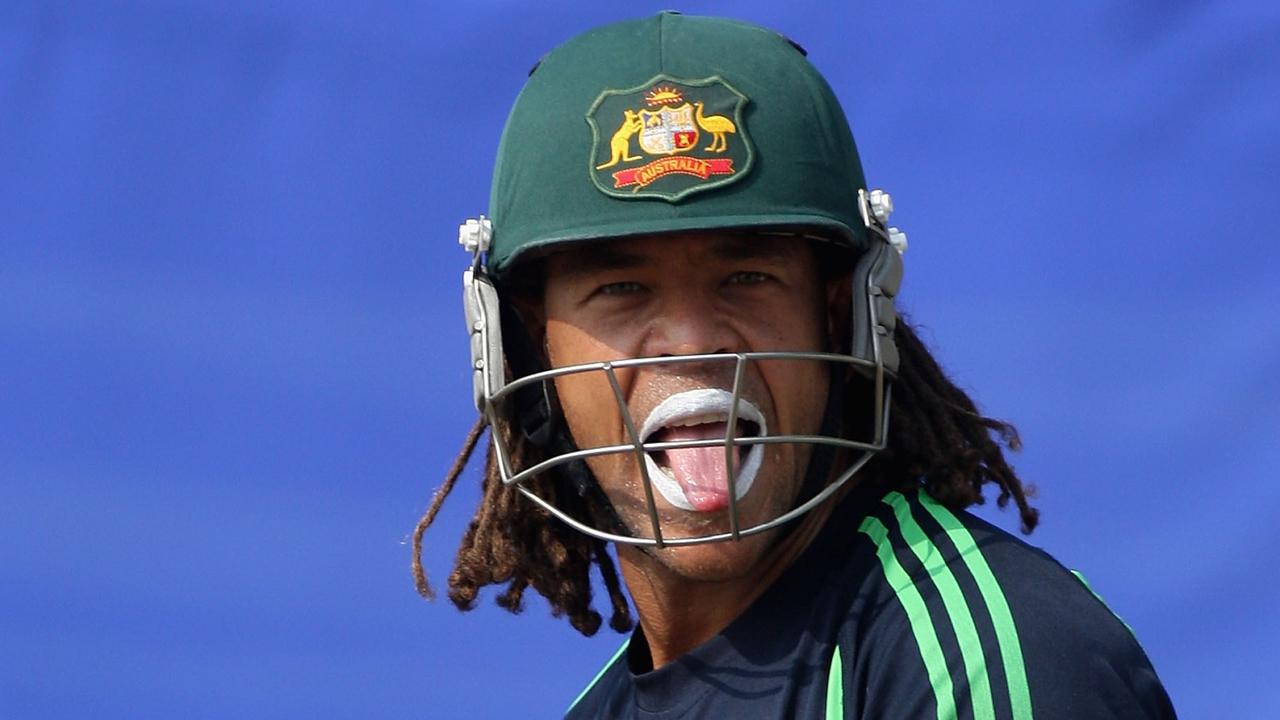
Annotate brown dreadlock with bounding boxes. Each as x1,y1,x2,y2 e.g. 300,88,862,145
410,315,1038,637
410,410,634,636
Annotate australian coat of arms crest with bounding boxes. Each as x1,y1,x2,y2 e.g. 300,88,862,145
587,76,753,201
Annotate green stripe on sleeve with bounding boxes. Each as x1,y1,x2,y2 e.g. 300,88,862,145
859,516,956,720
918,492,1033,720
566,638,630,715
885,492,996,720
826,644,844,720
1071,569,1135,636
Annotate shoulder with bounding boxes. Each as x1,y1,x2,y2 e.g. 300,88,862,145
835,489,1175,719
564,638,632,720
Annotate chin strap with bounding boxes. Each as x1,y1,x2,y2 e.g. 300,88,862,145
498,301,556,448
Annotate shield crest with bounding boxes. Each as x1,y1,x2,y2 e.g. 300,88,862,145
586,75,754,202
638,104,699,155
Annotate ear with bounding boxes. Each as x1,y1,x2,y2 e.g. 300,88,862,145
824,271,853,354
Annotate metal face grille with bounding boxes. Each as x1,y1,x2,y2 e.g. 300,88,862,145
483,351,891,547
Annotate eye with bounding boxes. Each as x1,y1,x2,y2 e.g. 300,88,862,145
726,270,773,286
597,281,645,297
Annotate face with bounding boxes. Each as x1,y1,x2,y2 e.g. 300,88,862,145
527,232,844,580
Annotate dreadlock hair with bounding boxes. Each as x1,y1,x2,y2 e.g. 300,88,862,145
410,311,1038,637
871,319,1038,531
410,413,634,636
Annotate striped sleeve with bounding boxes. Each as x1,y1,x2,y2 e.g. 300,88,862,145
846,490,1174,720
852,491,1028,720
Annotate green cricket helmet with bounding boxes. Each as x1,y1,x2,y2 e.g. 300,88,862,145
458,12,907,546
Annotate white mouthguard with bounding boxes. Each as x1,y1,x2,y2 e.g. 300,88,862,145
637,388,767,511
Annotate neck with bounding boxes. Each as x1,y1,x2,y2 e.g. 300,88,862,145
616,501,836,670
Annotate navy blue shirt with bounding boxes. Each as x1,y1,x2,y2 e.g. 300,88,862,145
566,488,1174,719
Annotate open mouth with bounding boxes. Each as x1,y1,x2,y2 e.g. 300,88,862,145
638,389,767,512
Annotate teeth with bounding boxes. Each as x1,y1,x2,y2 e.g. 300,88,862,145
637,389,768,511
639,389,766,442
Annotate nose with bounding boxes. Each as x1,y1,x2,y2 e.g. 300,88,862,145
643,286,742,358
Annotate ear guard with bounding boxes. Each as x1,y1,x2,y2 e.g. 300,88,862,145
852,188,906,377
460,216,506,414
460,217,566,450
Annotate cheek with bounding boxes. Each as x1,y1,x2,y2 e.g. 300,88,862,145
546,320,625,447
733,282,826,351
760,360,831,436
545,318,617,366
749,299,830,435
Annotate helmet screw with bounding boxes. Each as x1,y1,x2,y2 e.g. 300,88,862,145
868,189,893,224
888,227,908,254
459,216,493,254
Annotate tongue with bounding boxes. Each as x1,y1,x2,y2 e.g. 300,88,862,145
652,421,744,512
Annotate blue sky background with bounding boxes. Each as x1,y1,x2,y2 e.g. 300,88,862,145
2,2,1277,718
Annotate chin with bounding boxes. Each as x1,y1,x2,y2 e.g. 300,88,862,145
634,529,781,583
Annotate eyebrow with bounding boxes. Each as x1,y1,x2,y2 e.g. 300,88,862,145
558,244,648,277
707,235,800,264
555,234,803,277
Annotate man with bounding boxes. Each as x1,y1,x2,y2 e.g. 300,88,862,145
413,13,1174,718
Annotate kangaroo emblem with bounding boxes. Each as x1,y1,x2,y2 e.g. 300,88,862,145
595,110,645,169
